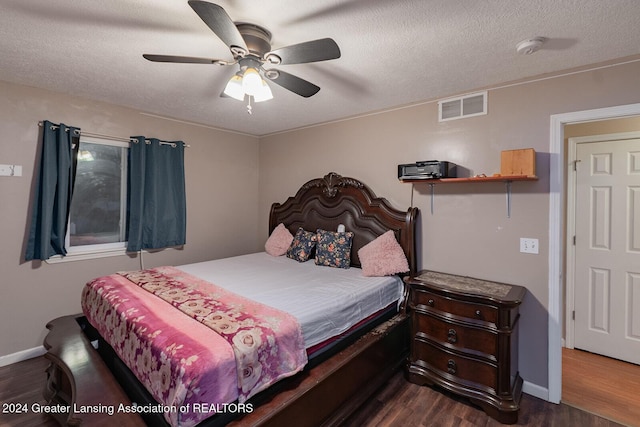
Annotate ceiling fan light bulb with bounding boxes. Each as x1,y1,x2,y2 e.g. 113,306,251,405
223,75,245,101
242,67,263,96
253,80,273,102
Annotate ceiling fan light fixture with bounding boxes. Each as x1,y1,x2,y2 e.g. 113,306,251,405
242,67,263,96
223,74,245,101
253,79,273,102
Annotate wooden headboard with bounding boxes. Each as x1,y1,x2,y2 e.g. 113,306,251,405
269,172,419,275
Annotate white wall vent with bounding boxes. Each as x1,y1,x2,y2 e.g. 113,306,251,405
438,91,487,122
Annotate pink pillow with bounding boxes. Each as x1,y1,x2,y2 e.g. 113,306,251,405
358,230,409,277
265,223,294,256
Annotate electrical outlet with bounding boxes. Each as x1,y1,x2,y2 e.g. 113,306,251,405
520,238,539,254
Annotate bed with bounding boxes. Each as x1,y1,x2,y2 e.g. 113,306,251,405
43,172,419,427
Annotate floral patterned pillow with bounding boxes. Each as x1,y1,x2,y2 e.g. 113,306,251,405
314,229,354,269
286,227,317,262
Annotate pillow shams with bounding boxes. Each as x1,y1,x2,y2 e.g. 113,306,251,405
265,223,294,256
315,229,354,269
286,227,317,262
357,230,409,277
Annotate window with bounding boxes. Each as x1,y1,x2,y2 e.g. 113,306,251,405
48,136,129,262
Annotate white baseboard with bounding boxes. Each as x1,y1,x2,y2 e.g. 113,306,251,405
523,380,550,402
0,346,46,368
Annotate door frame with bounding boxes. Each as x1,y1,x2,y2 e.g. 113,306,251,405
548,103,640,404
565,131,640,350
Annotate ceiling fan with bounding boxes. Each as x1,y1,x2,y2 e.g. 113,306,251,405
143,1,341,111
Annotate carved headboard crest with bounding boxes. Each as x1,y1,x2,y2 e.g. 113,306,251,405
300,172,364,198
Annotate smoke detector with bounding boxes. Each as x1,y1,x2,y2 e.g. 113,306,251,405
516,37,546,55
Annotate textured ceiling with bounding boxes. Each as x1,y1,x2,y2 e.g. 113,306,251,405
1,0,640,136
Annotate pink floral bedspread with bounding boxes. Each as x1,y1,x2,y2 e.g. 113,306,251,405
81,266,307,427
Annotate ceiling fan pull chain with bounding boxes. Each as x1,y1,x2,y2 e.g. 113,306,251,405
246,96,253,115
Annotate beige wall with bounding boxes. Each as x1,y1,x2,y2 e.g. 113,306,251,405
259,59,640,389
3,57,640,393
0,81,260,358
565,115,640,139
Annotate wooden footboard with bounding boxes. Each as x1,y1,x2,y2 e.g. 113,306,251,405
43,313,409,427
42,316,145,426
230,313,409,427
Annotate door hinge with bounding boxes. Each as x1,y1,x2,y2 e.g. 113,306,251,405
572,310,575,320
573,159,581,171
573,235,576,245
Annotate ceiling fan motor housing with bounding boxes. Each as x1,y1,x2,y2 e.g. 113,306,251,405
236,23,272,58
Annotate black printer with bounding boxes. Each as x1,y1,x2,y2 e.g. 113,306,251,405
398,161,456,180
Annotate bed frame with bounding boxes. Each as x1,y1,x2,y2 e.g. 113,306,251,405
43,172,419,426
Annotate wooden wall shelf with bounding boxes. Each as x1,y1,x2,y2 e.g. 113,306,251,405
401,175,538,217
400,175,538,184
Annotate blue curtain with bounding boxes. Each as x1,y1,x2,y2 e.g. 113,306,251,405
127,136,186,252
25,121,80,261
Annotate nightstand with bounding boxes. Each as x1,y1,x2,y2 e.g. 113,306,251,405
404,270,526,424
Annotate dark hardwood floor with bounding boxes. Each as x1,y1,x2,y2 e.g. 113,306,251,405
0,356,58,427
350,369,625,427
0,356,625,427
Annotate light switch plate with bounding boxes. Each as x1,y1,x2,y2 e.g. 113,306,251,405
0,164,22,176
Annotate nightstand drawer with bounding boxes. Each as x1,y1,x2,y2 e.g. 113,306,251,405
413,311,497,358
412,339,497,391
411,288,498,324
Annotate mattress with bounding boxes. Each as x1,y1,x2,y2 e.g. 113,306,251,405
177,252,404,348
81,252,403,426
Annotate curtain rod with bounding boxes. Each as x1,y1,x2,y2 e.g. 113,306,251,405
38,121,190,148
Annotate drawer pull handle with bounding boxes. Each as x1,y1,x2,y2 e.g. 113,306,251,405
475,310,481,317
447,359,457,374
447,328,458,343
428,299,434,306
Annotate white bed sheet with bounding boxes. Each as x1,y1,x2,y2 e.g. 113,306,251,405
177,252,403,348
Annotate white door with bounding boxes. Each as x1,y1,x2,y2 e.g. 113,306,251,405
573,135,640,364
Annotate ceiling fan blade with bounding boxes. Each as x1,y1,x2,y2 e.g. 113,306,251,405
143,54,227,64
264,69,320,98
267,38,341,65
188,1,248,52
